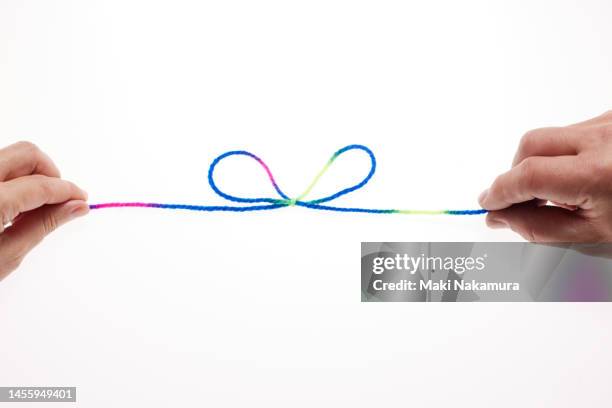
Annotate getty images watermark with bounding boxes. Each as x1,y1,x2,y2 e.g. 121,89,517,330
361,242,612,302
369,251,519,292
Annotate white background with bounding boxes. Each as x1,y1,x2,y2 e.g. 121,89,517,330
1,0,612,406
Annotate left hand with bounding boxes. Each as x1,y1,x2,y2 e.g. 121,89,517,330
0,141,89,280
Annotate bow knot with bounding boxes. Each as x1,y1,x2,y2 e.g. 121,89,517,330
90,144,486,216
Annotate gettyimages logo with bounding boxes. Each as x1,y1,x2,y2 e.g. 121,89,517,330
372,253,487,275
362,242,612,302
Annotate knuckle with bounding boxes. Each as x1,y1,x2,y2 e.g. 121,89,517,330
518,129,540,153
14,140,40,154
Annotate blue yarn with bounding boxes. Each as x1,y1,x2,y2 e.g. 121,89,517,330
90,144,487,216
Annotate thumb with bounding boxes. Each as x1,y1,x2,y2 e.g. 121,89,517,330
486,201,597,243
0,200,89,273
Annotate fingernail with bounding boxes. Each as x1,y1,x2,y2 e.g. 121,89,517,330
72,204,89,217
66,201,89,220
478,188,489,206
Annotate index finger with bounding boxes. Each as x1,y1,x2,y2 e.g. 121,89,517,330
512,127,581,167
0,141,61,181
480,155,588,211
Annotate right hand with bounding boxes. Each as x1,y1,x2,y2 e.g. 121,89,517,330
479,110,612,243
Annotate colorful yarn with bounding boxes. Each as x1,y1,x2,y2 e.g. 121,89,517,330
89,144,487,216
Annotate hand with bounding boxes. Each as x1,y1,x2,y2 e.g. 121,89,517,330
0,142,88,280
479,110,612,242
